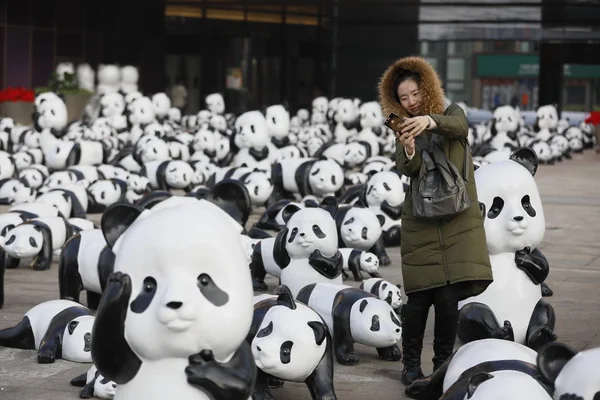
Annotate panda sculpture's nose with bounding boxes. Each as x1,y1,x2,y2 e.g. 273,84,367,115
166,301,183,309
513,216,524,221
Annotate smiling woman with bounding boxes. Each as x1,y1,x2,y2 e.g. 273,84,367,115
378,56,493,388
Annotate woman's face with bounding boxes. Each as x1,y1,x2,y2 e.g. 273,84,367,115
397,79,422,116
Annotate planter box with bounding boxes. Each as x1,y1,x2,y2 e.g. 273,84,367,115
64,93,94,123
0,101,34,126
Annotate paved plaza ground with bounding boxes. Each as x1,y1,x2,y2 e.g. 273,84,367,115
1,150,599,400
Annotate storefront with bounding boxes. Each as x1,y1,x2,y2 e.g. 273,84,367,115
473,53,600,111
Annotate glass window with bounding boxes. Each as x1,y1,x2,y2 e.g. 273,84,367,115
448,41,456,55
447,58,465,81
425,57,438,73
420,41,429,56
519,41,530,53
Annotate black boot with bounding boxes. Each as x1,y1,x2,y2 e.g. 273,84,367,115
432,312,459,371
401,304,429,385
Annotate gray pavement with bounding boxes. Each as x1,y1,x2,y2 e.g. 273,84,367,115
1,150,599,399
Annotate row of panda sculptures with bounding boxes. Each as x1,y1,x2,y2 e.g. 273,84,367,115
0,88,597,400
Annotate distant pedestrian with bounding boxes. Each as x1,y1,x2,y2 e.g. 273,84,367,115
171,79,187,114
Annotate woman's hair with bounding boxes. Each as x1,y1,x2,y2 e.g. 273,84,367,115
392,69,421,103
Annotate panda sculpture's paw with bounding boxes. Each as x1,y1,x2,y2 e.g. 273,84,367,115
252,278,269,292
378,254,391,267
492,321,515,342
267,377,285,388
37,349,56,364
541,282,554,297
336,351,360,366
376,344,402,361
527,327,557,351
341,270,350,280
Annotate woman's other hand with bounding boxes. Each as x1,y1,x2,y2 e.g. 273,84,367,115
396,132,415,157
401,116,430,137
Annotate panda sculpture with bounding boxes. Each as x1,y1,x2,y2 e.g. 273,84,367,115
0,216,75,271
537,341,600,400
91,202,256,400
338,248,381,282
333,200,390,266
87,179,128,213
457,148,557,351
360,278,402,313
268,198,344,298
248,286,337,400
269,157,344,204
253,198,319,231
0,299,94,363
70,365,118,399
297,282,402,366
59,229,115,310
406,338,553,400
141,159,195,192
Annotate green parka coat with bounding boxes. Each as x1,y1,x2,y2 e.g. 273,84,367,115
378,56,493,301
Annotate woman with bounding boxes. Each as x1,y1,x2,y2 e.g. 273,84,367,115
377,56,493,385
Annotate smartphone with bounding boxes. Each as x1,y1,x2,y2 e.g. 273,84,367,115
384,112,405,133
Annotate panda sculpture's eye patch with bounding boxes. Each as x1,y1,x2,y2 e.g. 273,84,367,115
130,276,157,313
383,182,391,191
254,186,259,196
365,256,372,262
382,283,387,290
370,315,380,332
312,225,326,238
288,227,298,243
594,392,600,400
257,321,273,338
100,377,110,385
280,340,293,364
1,225,14,236
359,300,368,313
83,332,91,352
29,237,37,247
197,273,229,306
251,125,255,133
367,185,373,195
311,168,320,176
487,197,504,219
5,235,15,245
521,195,536,217
361,227,368,240
331,175,336,185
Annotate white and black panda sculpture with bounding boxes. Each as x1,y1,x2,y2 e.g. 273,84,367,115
360,278,402,313
70,365,117,399
269,198,344,298
338,248,381,282
297,282,402,366
0,299,94,363
59,229,115,310
457,148,557,351
537,341,600,400
0,216,75,271
406,338,553,400
249,286,337,400
90,202,256,400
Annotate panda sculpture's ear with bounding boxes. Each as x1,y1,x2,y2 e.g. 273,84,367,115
319,196,338,219
135,191,172,209
509,147,539,176
377,215,386,227
281,101,290,112
537,342,576,385
272,228,290,268
307,321,327,346
281,203,302,224
354,200,366,208
467,372,494,399
68,320,79,335
275,285,296,310
101,202,145,249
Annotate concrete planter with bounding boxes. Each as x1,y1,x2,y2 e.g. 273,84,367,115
63,93,94,123
0,101,35,126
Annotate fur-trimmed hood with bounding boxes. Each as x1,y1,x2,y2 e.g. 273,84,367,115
378,56,446,120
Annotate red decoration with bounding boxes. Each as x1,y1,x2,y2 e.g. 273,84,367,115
0,87,36,103
584,111,600,126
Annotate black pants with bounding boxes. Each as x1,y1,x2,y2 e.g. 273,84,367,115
402,283,460,369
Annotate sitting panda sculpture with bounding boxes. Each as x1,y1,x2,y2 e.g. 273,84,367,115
91,202,256,400
457,148,557,351
249,286,337,400
263,198,344,298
